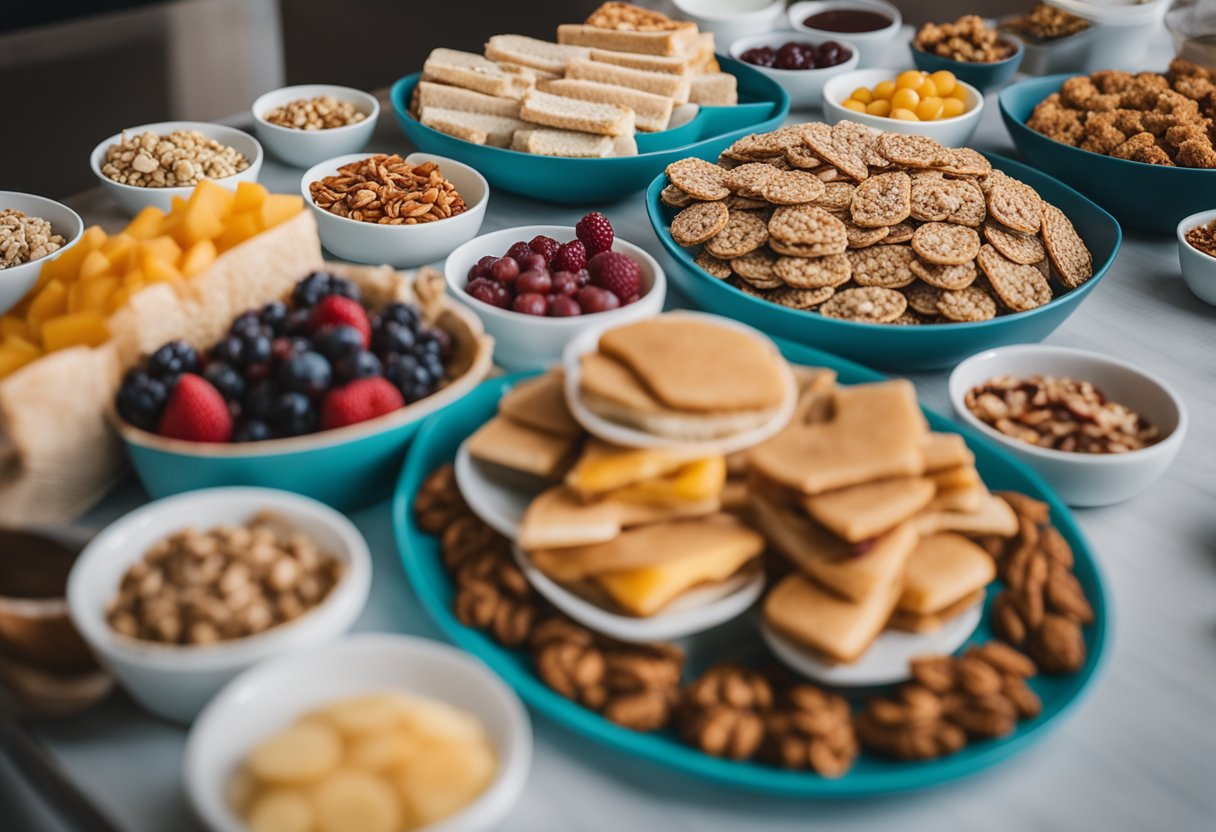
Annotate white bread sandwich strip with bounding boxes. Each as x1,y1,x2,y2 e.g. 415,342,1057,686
539,78,673,132
520,90,636,137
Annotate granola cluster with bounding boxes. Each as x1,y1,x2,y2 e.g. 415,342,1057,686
914,15,1015,63
1027,59,1216,168
0,208,65,270
1002,2,1089,42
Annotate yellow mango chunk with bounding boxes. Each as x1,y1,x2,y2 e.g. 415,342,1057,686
258,194,304,231
122,269,146,290
107,286,134,314
79,250,111,283
26,280,68,335
170,195,188,214
214,212,261,252
41,311,109,352
124,205,166,240
144,257,183,285
233,181,268,213
0,316,30,340
0,335,42,377
187,178,236,220
103,233,138,270
176,203,225,247
180,240,218,278
75,276,119,313
140,236,182,267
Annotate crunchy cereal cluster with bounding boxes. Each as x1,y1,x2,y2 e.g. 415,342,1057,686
1002,2,1089,42
0,208,65,270
264,95,367,131
101,129,249,187
1027,59,1216,168
914,15,1015,63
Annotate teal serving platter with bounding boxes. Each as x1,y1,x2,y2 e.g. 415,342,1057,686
391,337,1110,796
389,56,790,205
646,151,1121,371
1000,74,1216,234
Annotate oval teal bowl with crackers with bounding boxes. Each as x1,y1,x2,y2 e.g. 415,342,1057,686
391,335,1111,796
390,55,789,205
646,123,1120,372
1000,73,1216,234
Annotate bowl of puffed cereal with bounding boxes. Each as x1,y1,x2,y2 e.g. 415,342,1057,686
251,84,380,168
0,192,83,316
911,15,1024,93
999,60,1216,234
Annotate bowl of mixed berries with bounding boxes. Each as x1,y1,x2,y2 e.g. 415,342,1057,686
113,267,493,510
444,212,666,371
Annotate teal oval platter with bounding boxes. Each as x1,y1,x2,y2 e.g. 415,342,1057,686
389,56,790,205
646,151,1121,372
391,337,1111,796
1000,74,1216,234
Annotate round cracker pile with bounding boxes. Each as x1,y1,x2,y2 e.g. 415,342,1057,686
662,124,1095,325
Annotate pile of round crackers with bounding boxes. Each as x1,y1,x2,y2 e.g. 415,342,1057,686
661,122,1095,325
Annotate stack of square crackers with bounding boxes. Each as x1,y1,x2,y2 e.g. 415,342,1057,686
663,122,1095,324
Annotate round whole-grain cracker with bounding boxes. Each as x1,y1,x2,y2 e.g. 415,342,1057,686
910,257,978,290
845,219,890,249
761,170,827,205
983,219,1046,265
724,162,778,195
851,171,912,228
1041,203,1093,288
705,210,769,258
768,204,847,248
819,286,907,323
874,133,950,168
848,245,917,288
694,251,732,280
771,285,835,309
903,281,944,315
880,221,915,244
986,174,1043,233
671,201,730,246
911,222,982,265
937,285,998,321
976,244,1053,311
774,254,852,288
731,249,777,282
667,157,730,201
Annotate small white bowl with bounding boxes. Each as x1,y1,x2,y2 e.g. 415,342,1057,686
949,345,1187,508
89,121,264,217
788,0,902,67
251,84,379,168
0,192,84,315
443,224,666,372
822,67,984,147
66,487,371,723
672,0,786,42
184,633,531,832
728,32,861,110
302,151,488,269
1176,208,1216,307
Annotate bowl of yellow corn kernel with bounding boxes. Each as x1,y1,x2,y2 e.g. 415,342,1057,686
822,68,983,146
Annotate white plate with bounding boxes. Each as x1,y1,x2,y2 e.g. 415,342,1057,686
512,545,765,643
560,311,798,454
453,440,541,540
761,601,983,687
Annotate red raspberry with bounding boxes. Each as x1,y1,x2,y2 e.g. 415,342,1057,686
529,235,560,264
309,295,371,348
465,277,511,308
587,251,640,301
158,373,232,443
320,377,404,430
551,240,586,273
575,212,614,256
505,241,532,263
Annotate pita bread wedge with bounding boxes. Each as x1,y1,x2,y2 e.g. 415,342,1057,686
499,370,581,438
467,415,578,480
898,533,996,615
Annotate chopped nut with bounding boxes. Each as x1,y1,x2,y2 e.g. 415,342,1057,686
101,129,249,188
915,15,1015,63
0,209,66,269
308,154,467,226
264,95,367,131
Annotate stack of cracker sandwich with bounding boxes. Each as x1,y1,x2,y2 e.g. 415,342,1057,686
413,2,739,159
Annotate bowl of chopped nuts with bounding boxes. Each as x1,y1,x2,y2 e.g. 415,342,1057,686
66,487,372,722
948,345,1187,507
89,121,264,217
911,16,1024,94
301,151,489,269
251,84,379,168
1176,208,1216,307
0,192,83,316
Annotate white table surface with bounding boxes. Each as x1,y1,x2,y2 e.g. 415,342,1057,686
15,31,1216,832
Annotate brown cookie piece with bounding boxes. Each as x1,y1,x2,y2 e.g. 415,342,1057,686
848,245,917,288
911,177,986,227
724,163,778,195
976,244,1054,312
982,220,1046,265
694,251,732,280
774,254,852,288
986,174,1043,234
667,157,730,201
911,223,982,266
845,219,890,249
903,282,944,315
770,285,836,309
937,285,998,322
910,258,978,290
874,133,951,168
851,171,912,228
705,210,769,258
803,122,870,181
814,181,855,212
660,184,694,208
671,201,730,246
819,286,907,323
881,222,915,244
1041,203,1093,289
768,204,848,249
761,170,827,205
726,126,808,160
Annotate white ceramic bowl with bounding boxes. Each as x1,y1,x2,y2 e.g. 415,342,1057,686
0,192,84,315
443,224,667,372
672,0,786,42
1176,209,1216,307
822,68,984,147
66,487,371,723
302,151,488,269
251,84,379,168
949,345,1187,508
728,32,861,110
788,0,901,67
89,121,264,217
184,634,531,832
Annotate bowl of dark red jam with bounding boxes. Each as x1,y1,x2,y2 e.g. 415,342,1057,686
788,0,901,66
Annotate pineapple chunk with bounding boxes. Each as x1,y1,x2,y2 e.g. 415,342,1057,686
144,257,184,285
26,280,68,334
0,335,42,377
41,311,109,352
139,236,182,267
187,178,236,220
175,202,225,247
79,250,111,283
0,316,30,340
313,771,402,832
214,212,261,252
259,194,304,230
124,205,165,240
180,240,218,278
233,181,268,213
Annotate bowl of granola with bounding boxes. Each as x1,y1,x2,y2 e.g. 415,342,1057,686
0,192,83,316
251,84,379,168
911,15,1023,93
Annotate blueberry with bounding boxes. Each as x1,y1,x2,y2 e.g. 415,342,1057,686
333,350,383,383
232,419,273,443
372,320,416,357
328,276,359,303
414,330,444,357
229,310,263,338
376,303,421,331
260,301,289,335
272,391,316,436
277,350,332,397
203,361,245,401
147,341,198,380
384,352,419,377
284,308,313,336
401,383,432,404
210,335,243,366
243,380,276,420
292,272,361,309
423,353,445,382
237,332,272,367
116,369,168,431
314,325,365,362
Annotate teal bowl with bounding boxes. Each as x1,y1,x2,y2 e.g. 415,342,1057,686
910,38,1024,93
646,151,1121,371
388,56,790,205
391,338,1111,796
1000,74,1216,234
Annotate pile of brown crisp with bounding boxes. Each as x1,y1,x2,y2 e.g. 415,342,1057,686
1027,59,1216,168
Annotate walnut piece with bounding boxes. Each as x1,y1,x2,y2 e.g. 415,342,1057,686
679,664,773,760
0,209,65,270
762,683,858,777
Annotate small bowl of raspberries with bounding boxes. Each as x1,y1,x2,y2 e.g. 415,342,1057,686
112,267,493,511
444,212,666,371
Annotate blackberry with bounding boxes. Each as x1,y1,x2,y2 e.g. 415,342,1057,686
243,380,276,421
376,303,421,331
202,361,245,402
115,370,169,431
291,272,361,308
237,332,272,367
260,301,289,335
372,320,416,357
147,341,198,380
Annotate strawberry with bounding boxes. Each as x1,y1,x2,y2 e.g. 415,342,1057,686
587,251,641,300
310,295,370,348
551,240,587,273
575,212,614,256
157,373,232,443
320,377,404,430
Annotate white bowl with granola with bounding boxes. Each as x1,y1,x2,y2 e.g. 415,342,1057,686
66,487,371,722
301,152,489,268
0,192,83,315
89,121,264,216
948,345,1187,507
251,84,379,168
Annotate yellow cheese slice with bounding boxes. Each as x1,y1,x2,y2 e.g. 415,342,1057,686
564,438,705,497
517,485,719,551
594,544,757,617
609,456,726,506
